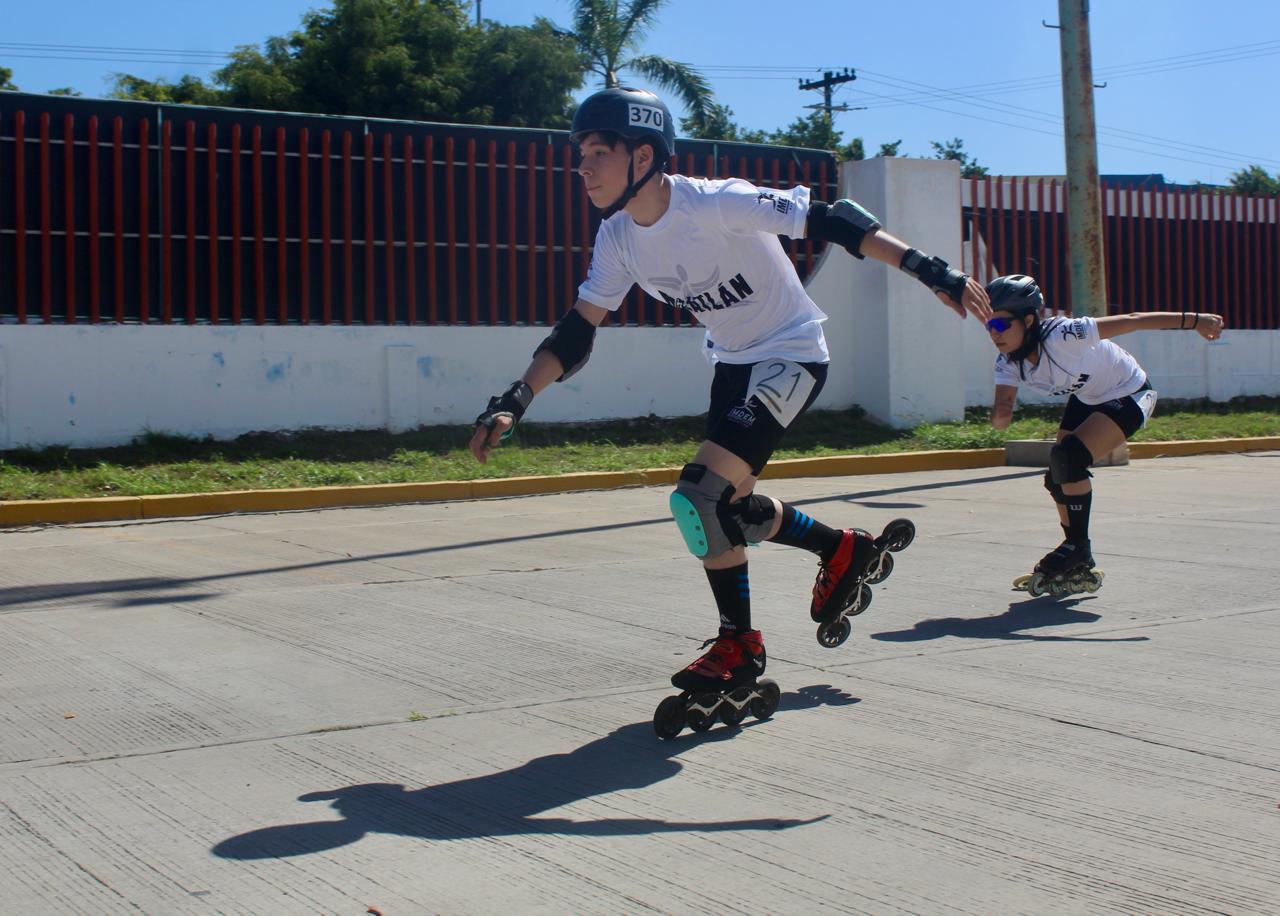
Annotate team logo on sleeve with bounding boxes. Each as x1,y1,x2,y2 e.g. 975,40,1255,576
1060,320,1088,340
755,190,793,215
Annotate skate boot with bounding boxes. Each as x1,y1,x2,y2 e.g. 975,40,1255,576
810,519,916,649
653,630,780,740
1013,539,1104,597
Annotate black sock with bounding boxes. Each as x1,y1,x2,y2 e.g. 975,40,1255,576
768,504,843,559
1065,490,1092,544
705,562,751,633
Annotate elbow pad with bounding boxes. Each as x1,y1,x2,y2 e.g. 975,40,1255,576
805,199,882,260
534,309,597,381
899,248,969,304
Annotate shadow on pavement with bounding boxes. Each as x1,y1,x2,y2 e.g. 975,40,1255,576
213,684,856,859
871,595,1151,643
0,471,1041,610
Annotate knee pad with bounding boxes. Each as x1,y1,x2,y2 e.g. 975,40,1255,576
1042,470,1067,504
726,493,776,545
1049,435,1094,485
669,464,742,558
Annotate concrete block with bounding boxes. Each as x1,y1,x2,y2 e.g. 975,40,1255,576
1004,438,1129,467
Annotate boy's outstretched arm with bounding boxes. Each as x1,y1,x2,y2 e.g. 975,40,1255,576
860,229,992,321
469,299,610,463
803,198,990,320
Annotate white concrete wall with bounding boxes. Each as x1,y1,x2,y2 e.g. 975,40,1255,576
2,157,1277,450
0,323,711,449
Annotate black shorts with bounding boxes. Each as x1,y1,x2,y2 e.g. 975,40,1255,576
1059,380,1152,439
704,360,829,475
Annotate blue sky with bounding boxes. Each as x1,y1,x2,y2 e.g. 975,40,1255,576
5,0,1279,185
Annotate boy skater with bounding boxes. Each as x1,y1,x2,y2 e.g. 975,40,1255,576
470,87,991,695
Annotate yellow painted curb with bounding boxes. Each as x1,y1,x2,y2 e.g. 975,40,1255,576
759,448,1006,480
2,437,1276,528
1127,436,1280,459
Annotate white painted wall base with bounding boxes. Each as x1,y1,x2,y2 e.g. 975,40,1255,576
1,158,1276,450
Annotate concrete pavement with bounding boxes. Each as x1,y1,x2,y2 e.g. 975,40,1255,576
2,451,1278,913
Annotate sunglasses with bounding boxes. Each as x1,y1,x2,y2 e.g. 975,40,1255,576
985,317,1016,332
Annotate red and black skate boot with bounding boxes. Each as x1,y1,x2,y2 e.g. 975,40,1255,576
671,630,766,693
810,528,879,623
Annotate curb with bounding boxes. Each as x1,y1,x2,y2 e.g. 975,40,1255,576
2,438,1278,528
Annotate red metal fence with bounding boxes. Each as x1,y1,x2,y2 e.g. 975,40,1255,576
963,177,1279,329
0,93,836,327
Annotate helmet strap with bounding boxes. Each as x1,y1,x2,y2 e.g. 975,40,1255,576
599,145,662,219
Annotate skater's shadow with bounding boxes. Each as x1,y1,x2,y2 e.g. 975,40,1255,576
213,717,830,860
871,595,1150,644
779,683,862,712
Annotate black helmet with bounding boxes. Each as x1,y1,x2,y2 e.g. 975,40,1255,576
986,274,1045,316
571,87,675,163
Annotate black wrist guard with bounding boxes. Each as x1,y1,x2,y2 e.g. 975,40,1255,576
476,380,534,440
805,199,882,260
534,309,597,381
899,248,969,304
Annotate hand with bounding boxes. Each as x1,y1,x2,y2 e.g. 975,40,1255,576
1195,313,1225,341
936,276,991,321
469,414,514,464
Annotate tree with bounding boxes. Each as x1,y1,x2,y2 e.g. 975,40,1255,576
680,102,763,143
930,137,988,178
566,0,713,130
110,73,226,105
1229,165,1280,195
109,0,582,127
875,140,902,158
0,66,18,91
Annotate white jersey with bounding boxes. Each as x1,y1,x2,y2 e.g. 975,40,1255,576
994,316,1147,404
577,174,829,365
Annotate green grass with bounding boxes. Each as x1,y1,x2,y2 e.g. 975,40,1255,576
1,397,1277,501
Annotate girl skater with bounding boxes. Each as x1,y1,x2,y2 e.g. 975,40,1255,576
985,274,1224,595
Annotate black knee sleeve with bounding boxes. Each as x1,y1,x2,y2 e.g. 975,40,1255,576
1042,470,1067,504
1049,435,1094,485
727,493,776,544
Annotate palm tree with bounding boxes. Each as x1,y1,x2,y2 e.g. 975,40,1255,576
567,0,714,130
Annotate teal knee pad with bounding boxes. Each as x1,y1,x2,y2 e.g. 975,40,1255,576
669,491,709,557
670,464,739,558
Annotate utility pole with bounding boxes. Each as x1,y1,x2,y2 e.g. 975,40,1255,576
798,68,857,117
476,1,481,27
1057,0,1106,317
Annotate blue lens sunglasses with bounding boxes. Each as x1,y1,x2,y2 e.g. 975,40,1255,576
985,317,1015,332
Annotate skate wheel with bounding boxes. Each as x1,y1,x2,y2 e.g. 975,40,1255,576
1025,573,1048,597
866,550,893,585
750,680,780,720
687,709,715,732
846,582,873,617
1083,570,1104,592
687,694,718,733
883,518,915,552
653,696,686,741
1012,573,1034,591
816,617,852,648
719,700,749,727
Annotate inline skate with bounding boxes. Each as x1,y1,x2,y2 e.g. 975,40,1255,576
1013,539,1104,597
811,518,916,648
653,630,781,740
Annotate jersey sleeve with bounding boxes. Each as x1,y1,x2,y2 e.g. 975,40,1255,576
575,221,634,311
714,177,810,239
1047,315,1100,347
993,355,1021,387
